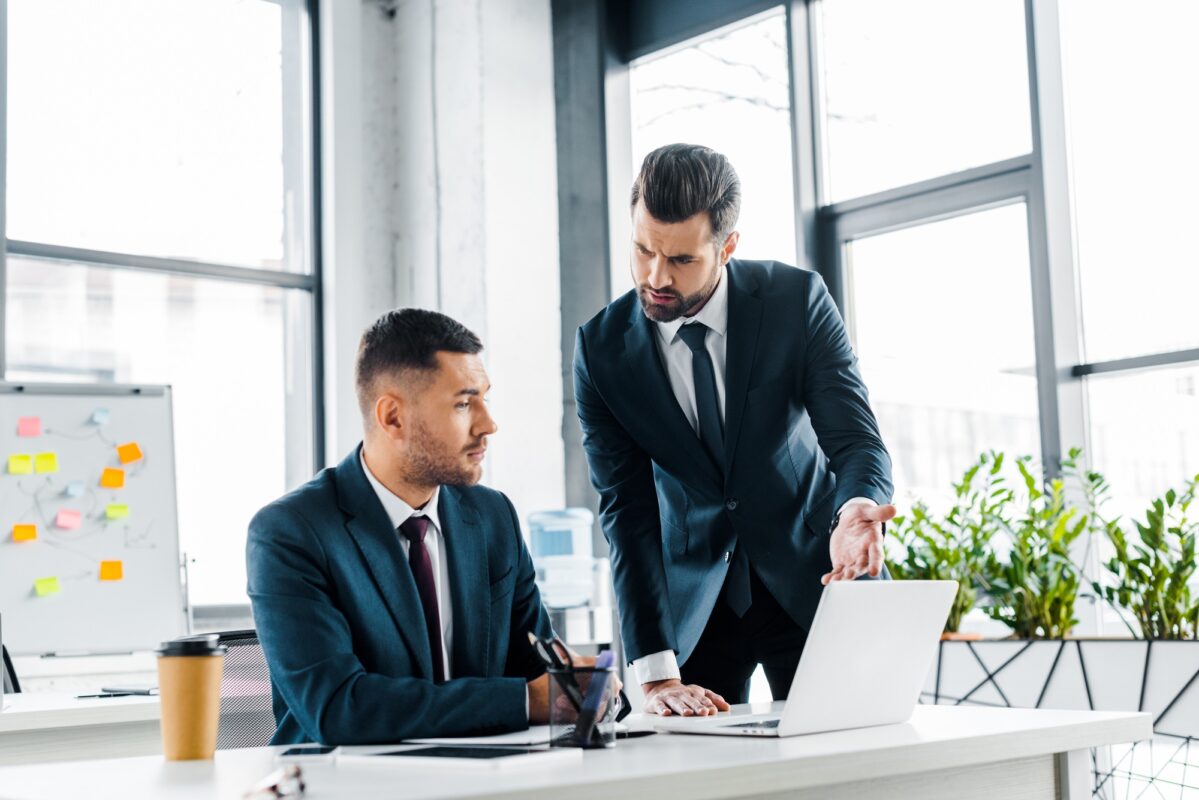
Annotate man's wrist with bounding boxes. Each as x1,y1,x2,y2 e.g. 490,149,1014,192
829,497,885,537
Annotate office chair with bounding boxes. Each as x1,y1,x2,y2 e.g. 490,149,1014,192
215,629,276,749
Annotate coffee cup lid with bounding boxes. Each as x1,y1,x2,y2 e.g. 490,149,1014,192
156,634,226,656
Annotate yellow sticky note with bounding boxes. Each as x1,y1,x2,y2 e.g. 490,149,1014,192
106,503,130,520
100,467,125,489
99,560,124,581
8,454,33,474
34,577,61,597
34,452,59,474
116,442,143,465
13,524,38,542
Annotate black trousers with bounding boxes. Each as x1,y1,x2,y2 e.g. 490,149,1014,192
679,569,808,705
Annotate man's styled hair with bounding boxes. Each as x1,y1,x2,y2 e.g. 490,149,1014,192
355,308,483,416
630,143,741,243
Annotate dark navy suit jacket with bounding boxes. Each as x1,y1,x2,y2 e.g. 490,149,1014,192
574,260,892,666
246,446,553,745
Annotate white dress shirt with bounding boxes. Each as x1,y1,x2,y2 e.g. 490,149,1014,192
635,265,874,686
360,450,453,681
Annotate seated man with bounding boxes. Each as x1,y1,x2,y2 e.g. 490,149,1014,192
248,308,561,744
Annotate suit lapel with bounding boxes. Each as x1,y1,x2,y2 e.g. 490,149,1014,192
723,263,764,471
622,308,723,488
336,447,435,681
438,487,489,679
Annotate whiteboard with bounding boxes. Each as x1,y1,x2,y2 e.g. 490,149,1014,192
0,383,186,655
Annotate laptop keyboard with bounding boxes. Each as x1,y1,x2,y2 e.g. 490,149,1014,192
726,719,781,730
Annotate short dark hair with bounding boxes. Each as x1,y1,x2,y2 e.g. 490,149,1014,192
630,143,741,243
355,308,483,416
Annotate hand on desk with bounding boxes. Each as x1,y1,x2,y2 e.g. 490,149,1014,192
642,679,730,716
822,501,897,584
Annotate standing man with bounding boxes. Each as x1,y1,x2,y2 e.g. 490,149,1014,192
574,143,896,716
248,309,561,744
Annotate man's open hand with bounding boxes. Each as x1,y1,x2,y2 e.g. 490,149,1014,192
822,502,896,584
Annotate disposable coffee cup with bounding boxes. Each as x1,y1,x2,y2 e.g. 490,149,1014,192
156,634,226,760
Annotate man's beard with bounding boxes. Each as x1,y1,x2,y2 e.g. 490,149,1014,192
637,265,721,323
401,419,483,488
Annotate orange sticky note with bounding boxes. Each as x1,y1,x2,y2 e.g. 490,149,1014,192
13,524,37,542
116,442,143,464
18,417,41,437
99,561,124,581
56,509,82,529
100,467,125,489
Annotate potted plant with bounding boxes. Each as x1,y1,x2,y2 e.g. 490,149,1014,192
924,454,1199,749
981,449,1088,639
1092,475,1198,640
888,451,1011,638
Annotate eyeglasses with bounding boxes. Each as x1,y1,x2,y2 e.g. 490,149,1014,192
243,764,306,799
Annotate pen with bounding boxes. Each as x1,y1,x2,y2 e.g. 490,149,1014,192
100,687,158,696
616,729,656,740
76,693,134,699
526,632,566,670
527,633,584,710
574,650,615,745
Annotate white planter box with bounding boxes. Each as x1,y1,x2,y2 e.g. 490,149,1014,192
924,639,1199,739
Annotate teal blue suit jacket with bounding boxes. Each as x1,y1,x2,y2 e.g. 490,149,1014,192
246,446,552,745
574,260,893,666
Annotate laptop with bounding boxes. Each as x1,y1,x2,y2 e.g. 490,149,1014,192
654,580,957,738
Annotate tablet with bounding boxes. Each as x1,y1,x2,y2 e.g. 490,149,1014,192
338,745,582,770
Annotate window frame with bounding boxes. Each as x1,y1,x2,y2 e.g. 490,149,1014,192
0,0,325,617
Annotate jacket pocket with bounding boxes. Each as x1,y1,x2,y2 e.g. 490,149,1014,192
803,489,837,538
660,516,688,557
489,564,515,601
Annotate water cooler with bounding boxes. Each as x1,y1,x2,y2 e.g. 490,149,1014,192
526,509,613,648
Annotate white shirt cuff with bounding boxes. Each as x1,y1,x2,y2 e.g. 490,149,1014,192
633,649,681,685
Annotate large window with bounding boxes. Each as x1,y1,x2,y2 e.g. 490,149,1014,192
628,7,797,277
819,0,1039,508
1058,0,1199,517
2,0,319,606
844,203,1039,507
819,0,1032,203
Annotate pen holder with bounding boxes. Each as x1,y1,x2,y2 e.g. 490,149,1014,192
547,665,619,749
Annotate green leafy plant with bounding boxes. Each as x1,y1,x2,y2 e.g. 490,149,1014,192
888,452,1012,633
982,449,1088,639
1092,475,1199,640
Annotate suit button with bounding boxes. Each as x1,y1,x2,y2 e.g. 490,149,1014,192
725,499,738,511
724,551,732,562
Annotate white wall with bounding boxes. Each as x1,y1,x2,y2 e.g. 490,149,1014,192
322,0,565,520
319,0,401,462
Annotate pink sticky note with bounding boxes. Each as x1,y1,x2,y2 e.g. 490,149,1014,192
18,417,42,437
56,509,82,530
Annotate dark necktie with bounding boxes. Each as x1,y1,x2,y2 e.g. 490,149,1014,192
676,323,724,466
399,516,445,683
676,323,751,617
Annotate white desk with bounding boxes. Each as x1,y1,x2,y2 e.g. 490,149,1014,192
0,703,1151,799
0,692,161,765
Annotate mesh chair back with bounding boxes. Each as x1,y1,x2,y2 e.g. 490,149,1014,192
215,630,276,749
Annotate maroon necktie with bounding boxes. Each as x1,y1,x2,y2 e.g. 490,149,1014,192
399,516,445,683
